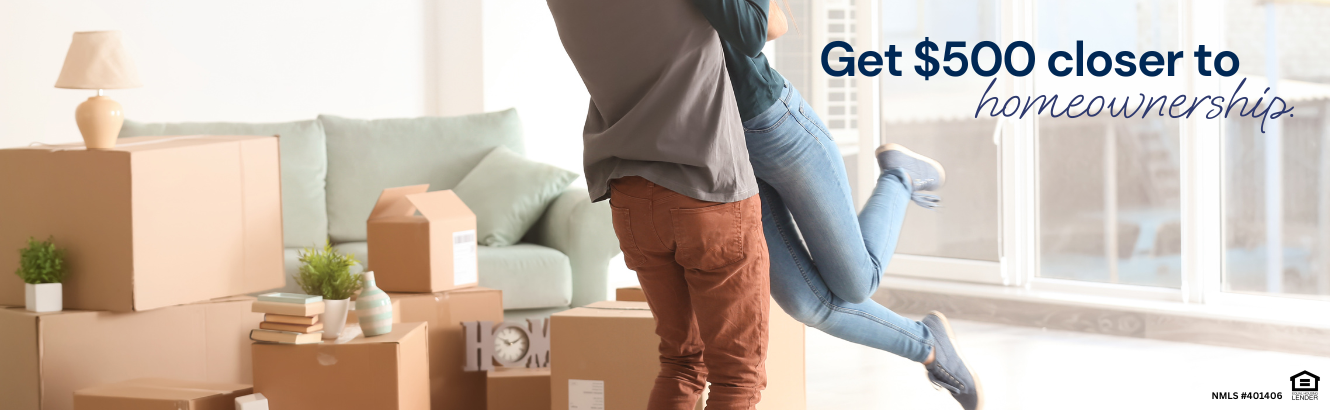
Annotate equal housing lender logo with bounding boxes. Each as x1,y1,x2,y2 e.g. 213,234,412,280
1209,370,1319,401
1291,370,1319,401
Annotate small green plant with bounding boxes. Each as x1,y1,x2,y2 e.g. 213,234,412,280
294,243,362,300
15,236,67,284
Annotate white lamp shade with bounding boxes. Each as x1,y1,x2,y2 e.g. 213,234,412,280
55,31,142,89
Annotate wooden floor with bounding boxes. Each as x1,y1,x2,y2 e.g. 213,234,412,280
804,315,1330,409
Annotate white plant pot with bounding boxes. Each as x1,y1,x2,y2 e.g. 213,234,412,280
321,299,350,340
25,283,62,313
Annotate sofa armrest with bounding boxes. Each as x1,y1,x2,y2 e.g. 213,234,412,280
526,187,620,307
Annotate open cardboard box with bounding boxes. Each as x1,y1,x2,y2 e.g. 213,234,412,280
0,135,285,312
73,378,253,410
253,321,430,410
0,296,262,410
367,185,478,293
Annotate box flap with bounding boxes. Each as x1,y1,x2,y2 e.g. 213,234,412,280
405,189,472,221
369,185,430,221
336,321,426,345
75,377,251,400
554,301,653,319
488,367,550,379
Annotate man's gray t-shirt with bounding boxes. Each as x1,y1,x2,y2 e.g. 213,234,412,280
547,0,758,203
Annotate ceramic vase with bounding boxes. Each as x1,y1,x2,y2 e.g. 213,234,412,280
321,299,351,340
25,283,62,313
355,271,393,337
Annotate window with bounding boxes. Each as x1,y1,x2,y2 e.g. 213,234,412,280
784,0,1330,310
1036,0,1184,288
880,0,1003,267
1221,0,1330,300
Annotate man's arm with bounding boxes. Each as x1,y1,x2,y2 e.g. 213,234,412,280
767,0,788,41
691,0,770,57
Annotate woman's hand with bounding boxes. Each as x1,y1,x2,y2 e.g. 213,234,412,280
767,0,788,41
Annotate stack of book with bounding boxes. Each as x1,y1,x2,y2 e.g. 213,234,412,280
249,293,326,344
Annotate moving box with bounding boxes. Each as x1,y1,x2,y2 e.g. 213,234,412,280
564,296,807,410
252,321,430,410
487,368,551,410
0,135,284,312
73,378,252,410
367,185,478,293
0,296,261,410
390,287,504,410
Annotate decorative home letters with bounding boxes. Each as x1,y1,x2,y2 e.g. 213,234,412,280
461,318,552,371
462,321,494,371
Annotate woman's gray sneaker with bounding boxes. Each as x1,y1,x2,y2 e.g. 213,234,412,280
922,311,984,410
876,143,945,209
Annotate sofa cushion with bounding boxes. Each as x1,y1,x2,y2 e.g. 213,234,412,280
120,119,329,248
478,244,572,310
453,147,577,247
321,109,524,243
328,241,571,310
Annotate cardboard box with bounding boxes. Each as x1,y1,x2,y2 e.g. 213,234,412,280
0,296,262,410
0,135,285,312
367,185,478,293
487,368,550,410
616,286,647,302
554,299,806,410
390,287,504,410
252,321,430,410
73,378,252,410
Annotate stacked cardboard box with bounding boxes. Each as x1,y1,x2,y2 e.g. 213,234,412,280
359,185,503,410
253,321,431,410
0,297,262,410
0,135,284,312
551,291,807,410
0,135,284,410
366,185,479,293
73,378,253,410
390,287,504,410
487,367,551,410
249,293,326,344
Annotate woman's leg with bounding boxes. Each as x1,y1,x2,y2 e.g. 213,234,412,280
759,178,932,361
744,83,909,304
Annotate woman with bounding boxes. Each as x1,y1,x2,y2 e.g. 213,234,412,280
691,2,983,409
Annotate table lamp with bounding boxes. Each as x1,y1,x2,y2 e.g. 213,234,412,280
55,31,142,149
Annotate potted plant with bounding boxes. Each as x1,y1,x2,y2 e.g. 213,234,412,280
15,236,67,313
294,243,362,340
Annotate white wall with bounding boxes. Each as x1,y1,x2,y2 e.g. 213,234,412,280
481,0,589,175
480,0,631,296
0,0,431,148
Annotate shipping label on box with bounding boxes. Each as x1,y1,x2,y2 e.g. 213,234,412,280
367,185,479,293
568,379,605,410
452,230,477,286
0,135,284,312
0,296,261,410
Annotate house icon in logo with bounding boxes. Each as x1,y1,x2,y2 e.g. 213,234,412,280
1291,371,1320,392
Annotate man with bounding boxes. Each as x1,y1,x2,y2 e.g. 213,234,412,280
547,1,770,409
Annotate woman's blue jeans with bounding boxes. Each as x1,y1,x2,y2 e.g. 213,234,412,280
742,80,933,362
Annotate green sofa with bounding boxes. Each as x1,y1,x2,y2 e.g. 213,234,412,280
120,109,619,313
